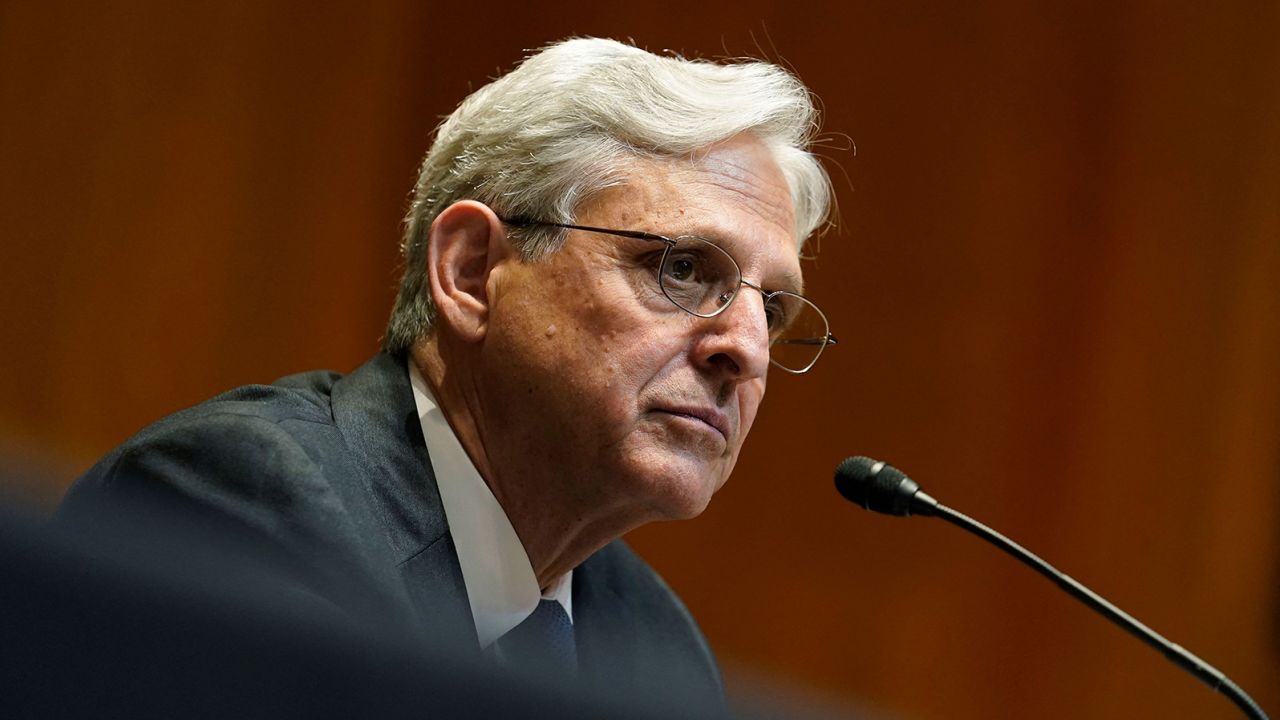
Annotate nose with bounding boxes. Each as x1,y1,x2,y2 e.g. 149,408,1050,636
691,288,772,382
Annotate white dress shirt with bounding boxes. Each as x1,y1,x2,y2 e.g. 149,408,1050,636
407,360,572,649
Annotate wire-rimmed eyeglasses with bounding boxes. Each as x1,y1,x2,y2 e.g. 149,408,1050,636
502,218,837,374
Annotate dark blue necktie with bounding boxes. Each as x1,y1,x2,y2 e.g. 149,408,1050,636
496,598,577,677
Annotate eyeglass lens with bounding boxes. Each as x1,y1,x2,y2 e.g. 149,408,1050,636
658,236,830,372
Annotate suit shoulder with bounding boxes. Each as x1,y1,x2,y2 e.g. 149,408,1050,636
587,540,709,648
68,367,349,504
588,541,683,605
99,368,341,453
578,540,723,701
57,363,415,625
198,368,343,426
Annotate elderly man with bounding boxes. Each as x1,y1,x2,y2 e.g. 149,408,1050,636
61,38,835,702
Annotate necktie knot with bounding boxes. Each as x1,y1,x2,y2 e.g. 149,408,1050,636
495,598,577,677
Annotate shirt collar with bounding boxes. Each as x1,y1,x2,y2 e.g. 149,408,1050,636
407,359,572,648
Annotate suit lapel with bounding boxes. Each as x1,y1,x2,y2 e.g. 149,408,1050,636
572,544,639,688
329,352,477,649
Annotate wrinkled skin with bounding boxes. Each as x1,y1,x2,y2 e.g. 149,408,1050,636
418,134,801,585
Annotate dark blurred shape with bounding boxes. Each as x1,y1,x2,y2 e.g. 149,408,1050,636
2,495,867,718
0,497,732,719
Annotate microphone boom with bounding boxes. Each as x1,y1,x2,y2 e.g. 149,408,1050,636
834,456,1269,720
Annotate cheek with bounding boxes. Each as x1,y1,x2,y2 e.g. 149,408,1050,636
530,306,663,416
497,259,687,411
736,381,766,438
575,295,681,378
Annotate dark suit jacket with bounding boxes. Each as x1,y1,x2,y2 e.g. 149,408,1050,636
60,352,722,703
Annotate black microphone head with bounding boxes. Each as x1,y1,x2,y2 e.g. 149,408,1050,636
835,456,928,516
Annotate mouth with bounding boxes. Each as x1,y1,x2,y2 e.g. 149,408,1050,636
653,405,731,442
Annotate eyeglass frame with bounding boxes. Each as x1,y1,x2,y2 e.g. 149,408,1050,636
500,217,837,374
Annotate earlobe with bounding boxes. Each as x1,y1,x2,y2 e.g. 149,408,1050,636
426,201,510,342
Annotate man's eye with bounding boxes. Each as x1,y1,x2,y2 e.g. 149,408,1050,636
668,257,696,282
765,302,789,336
662,252,704,285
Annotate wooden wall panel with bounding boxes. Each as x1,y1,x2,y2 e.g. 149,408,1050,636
2,2,1276,717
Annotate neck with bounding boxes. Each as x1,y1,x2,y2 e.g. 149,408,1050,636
411,339,649,588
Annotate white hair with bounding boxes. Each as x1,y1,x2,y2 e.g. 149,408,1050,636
384,37,832,352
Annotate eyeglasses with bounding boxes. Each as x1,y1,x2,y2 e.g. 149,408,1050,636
502,218,837,374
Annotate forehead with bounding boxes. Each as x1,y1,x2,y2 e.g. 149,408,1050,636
578,136,802,287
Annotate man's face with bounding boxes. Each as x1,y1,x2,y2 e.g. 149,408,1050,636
480,135,800,523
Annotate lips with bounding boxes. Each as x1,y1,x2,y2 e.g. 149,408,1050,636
655,405,732,441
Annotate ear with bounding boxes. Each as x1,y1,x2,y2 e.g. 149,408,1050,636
426,200,512,342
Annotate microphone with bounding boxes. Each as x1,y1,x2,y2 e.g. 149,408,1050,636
834,456,1269,720
834,456,938,517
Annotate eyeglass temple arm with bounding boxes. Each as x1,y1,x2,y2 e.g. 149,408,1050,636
775,334,838,347
502,218,672,245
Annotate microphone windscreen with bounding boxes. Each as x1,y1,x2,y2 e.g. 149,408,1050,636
834,456,921,516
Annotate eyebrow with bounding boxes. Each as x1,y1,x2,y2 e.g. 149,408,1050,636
507,217,807,297
679,228,806,296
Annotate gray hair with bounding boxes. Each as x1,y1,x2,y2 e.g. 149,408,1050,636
383,37,832,353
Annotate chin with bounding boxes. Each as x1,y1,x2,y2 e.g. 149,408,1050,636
636,456,728,521
650,488,714,521
612,430,735,522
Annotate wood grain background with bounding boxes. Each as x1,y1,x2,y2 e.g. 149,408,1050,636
2,2,1276,717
